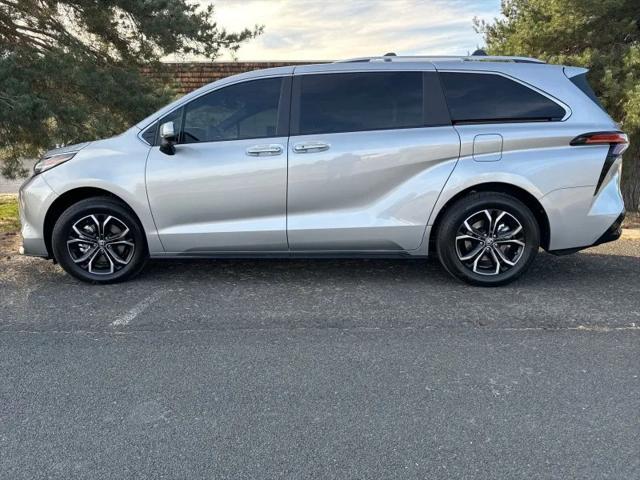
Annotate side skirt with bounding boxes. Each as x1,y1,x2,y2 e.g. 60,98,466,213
150,251,429,260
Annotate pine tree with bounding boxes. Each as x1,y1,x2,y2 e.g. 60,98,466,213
0,0,261,177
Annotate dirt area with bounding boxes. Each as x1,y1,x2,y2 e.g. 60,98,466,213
624,211,640,229
0,232,19,258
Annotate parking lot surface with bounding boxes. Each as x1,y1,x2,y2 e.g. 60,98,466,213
1,234,639,479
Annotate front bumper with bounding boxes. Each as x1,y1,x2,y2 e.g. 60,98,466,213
18,174,58,257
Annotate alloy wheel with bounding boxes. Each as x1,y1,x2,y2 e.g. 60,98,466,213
454,209,526,276
66,214,135,275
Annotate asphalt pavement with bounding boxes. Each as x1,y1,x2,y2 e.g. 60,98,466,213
1,234,639,479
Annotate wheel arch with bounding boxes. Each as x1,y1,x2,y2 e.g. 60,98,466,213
43,187,147,258
429,182,551,251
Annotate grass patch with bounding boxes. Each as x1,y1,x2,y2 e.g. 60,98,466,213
0,195,19,233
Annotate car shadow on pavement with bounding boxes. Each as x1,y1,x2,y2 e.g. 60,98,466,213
137,250,639,288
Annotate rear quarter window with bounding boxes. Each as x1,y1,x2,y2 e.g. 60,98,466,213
440,72,566,124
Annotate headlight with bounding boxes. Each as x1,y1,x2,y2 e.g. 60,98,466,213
33,152,77,175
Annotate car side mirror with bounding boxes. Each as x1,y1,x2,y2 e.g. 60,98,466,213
159,121,177,155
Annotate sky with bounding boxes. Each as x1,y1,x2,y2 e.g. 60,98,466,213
198,0,502,61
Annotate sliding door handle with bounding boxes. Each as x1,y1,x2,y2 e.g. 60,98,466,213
293,141,330,153
246,144,283,156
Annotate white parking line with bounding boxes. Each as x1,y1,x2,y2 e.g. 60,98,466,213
111,289,166,327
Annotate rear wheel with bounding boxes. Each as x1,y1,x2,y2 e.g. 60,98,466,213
51,197,148,283
436,192,540,286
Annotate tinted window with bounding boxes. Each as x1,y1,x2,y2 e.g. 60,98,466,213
296,72,426,135
183,77,282,143
141,122,157,145
440,72,566,123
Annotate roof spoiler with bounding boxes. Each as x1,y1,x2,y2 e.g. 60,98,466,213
563,66,589,78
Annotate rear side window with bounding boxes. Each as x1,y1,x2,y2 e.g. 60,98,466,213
440,72,566,124
293,72,448,135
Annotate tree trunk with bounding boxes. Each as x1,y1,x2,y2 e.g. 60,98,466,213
622,143,640,212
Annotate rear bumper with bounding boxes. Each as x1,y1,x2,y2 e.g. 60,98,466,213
542,157,625,252
548,212,624,255
593,212,625,245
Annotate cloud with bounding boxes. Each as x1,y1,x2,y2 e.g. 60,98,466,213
204,0,500,61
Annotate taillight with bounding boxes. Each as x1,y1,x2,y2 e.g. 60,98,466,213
609,140,629,157
571,131,629,150
570,131,629,194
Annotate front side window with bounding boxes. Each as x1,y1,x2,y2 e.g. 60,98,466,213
182,77,283,143
440,72,566,124
141,122,158,145
295,72,426,135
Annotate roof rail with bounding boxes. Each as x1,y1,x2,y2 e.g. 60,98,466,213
335,55,545,64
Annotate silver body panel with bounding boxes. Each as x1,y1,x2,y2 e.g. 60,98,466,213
19,58,625,260
29,133,165,255
287,127,459,251
146,137,288,253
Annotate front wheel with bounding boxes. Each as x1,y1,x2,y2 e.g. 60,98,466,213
436,192,540,287
51,197,148,283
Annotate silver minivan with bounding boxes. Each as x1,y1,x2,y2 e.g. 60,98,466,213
19,55,628,286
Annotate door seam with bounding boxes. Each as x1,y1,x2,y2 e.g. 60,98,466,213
143,146,167,252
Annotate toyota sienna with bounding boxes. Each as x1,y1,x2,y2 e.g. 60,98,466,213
18,55,628,286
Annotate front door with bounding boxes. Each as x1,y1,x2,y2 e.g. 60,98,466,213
287,69,460,252
145,76,291,254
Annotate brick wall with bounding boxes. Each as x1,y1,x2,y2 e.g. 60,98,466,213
144,61,319,94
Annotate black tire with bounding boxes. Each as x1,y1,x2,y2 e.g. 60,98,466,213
436,192,540,287
51,197,148,284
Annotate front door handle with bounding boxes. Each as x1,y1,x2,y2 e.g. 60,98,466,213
246,144,283,156
293,141,330,153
